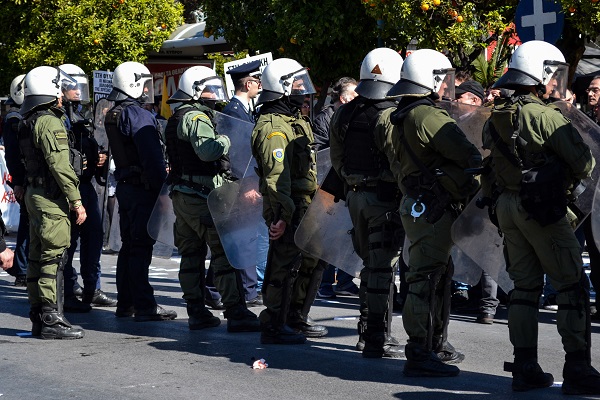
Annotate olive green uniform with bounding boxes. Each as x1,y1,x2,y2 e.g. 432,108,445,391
329,100,400,335
169,104,243,308
24,108,81,307
482,93,595,353
374,102,480,345
251,112,318,325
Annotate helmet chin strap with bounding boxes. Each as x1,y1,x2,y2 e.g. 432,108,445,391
536,84,546,98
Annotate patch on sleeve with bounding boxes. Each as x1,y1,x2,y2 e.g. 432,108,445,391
53,130,69,145
266,132,287,140
272,148,284,163
191,113,211,122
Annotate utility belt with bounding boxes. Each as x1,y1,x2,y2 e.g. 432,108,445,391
117,166,150,188
175,177,213,197
27,176,45,188
403,175,459,223
348,183,377,193
347,179,400,203
27,176,62,200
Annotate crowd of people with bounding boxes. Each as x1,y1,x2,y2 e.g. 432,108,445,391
2,40,600,394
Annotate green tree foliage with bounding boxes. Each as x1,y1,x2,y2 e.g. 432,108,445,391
363,0,600,84
0,0,183,93
199,0,378,105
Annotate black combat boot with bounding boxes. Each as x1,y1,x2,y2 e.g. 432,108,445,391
64,295,92,313
40,305,85,340
82,289,118,307
260,323,306,345
361,315,403,358
433,337,465,364
186,302,220,330
362,330,403,359
562,351,600,395
504,347,553,392
134,305,177,322
403,339,460,377
224,304,261,333
287,309,328,338
29,305,42,337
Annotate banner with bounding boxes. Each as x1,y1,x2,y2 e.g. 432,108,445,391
92,70,114,103
0,151,21,232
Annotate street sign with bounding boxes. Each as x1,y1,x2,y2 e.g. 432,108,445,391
515,0,564,44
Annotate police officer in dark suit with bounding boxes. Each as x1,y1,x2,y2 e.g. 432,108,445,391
209,60,264,308
222,60,262,123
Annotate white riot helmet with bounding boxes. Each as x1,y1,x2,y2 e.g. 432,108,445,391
59,63,90,104
167,66,228,104
355,48,403,100
107,61,154,103
387,49,455,99
20,66,63,116
256,58,316,106
7,74,26,106
493,40,568,99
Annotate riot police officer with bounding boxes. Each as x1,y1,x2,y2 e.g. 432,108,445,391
19,66,87,339
374,49,481,376
482,41,600,394
105,61,177,322
329,47,403,358
165,66,260,332
251,58,328,344
59,63,117,312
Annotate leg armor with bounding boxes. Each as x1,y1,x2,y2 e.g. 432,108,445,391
507,284,543,349
300,260,326,317
433,258,464,364
287,260,328,338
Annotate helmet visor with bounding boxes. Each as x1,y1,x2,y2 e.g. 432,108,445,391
543,62,569,101
60,72,90,104
198,76,229,102
138,73,154,103
435,68,455,101
285,68,316,96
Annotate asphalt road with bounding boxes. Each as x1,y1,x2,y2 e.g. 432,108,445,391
1,240,599,400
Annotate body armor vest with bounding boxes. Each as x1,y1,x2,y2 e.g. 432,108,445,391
104,100,143,176
342,99,395,177
19,109,79,198
164,105,231,181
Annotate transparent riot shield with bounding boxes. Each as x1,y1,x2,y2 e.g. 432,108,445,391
147,182,176,247
399,226,505,289
207,174,267,269
213,111,255,179
453,101,600,293
94,98,114,247
107,197,174,258
553,101,600,219
93,98,113,151
208,148,331,270
147,111,255,249
593,185,600,248
450,195,514,293
294,174,363,277
439,100,490,154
